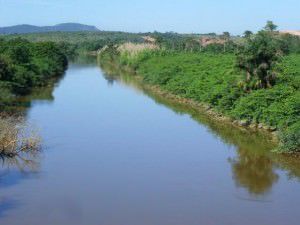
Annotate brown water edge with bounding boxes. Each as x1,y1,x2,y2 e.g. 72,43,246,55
99,59,300,192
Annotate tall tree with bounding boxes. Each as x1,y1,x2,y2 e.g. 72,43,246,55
264,20,278,32
243,30,253,39
237,30,285,89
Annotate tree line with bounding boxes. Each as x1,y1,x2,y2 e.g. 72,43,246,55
0,38,68,107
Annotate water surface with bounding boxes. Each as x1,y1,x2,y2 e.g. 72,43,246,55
0,59,299,225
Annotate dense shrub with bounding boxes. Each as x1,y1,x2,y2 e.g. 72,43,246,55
0,38,67,97
279,121,300,153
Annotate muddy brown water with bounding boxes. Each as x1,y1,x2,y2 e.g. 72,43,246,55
0,58,299,225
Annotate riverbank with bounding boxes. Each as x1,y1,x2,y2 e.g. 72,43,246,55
99,47,300,153
0,38,68,156
99,58,300,182
2,55,300,225
0,38,68,110
100,59,277,139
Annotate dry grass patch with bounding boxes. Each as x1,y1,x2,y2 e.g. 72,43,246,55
0,117,41,157
118,42,159,57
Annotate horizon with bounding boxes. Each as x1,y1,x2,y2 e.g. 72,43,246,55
1,22,299,36
0,0,299,35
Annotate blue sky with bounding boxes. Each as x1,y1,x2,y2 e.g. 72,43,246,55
0,0,299,34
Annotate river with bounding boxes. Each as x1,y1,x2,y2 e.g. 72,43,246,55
0,58,299,225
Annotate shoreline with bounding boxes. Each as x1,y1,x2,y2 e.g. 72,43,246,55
99,59,280,146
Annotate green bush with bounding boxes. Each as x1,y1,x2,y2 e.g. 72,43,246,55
0,38,68,102
279,121,300,153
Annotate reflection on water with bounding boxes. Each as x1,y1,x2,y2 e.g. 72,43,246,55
0,197,16,219
100,60,300,197
0,57,299,225
1,75,63,116
0,152,40,220
0,61,59,220
0,152,40,173
229,148,279,195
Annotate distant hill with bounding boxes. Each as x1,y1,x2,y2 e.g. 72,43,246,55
0,23,100,34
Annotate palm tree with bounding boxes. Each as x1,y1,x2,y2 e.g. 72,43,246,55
264,21,278,32
237,31,283,89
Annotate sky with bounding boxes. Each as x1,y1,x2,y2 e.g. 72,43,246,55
0,0,299,34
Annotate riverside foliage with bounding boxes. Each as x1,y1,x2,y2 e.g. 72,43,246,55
0,38,68,107
0,38,68,157
99,42,300,153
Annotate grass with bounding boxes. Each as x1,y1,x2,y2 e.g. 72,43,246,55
118,42,159,56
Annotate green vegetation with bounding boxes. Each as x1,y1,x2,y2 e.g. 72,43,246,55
0,38,67,157
237,30,286,89
2,30,245,56
2,31,145,56
100,62,300,190
0,38,67,108
2,31,144,44
99,23,300,153
1,22,299,153
153,31,238,53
